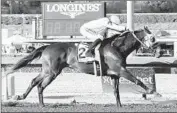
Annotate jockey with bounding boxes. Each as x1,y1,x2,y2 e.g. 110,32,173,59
80,15,127,58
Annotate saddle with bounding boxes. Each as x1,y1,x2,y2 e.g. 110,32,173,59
77,42,102,76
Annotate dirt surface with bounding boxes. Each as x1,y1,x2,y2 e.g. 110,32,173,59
1,102,177,112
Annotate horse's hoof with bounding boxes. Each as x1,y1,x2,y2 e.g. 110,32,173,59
142,93,147,100
146,89,154,94
153,92,162,98
115,104,122,111
39,104,45,108
12,95,21,100
117,104,122,108
142,92,162,100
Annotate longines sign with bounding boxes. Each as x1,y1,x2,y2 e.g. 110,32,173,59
42,2,105,36
43,2,105,19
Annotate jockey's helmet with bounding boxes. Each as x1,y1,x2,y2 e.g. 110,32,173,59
109,15,121,25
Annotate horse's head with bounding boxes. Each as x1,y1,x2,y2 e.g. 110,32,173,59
141,26,156,49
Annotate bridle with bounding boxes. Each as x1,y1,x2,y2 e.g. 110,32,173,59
131,31,149,49
120,30,153,50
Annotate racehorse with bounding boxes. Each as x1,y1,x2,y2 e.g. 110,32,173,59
5,26,161,107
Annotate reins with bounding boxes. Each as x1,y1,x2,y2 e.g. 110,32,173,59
118,30,154,50
130,31,149,49
111,29,154,50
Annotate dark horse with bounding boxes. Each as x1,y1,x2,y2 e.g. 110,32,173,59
6,26,160,107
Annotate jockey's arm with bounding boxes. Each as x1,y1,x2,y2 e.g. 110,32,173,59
106,23,126,32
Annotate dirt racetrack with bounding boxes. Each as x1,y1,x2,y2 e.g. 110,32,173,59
2,101,177,112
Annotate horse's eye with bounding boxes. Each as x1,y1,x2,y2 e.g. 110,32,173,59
151,37,155,42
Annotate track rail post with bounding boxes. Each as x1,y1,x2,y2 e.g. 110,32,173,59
127,1,134,31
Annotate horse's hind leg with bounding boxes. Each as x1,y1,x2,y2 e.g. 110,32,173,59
37,73,58,107
36,62,65,106
14,74,43,100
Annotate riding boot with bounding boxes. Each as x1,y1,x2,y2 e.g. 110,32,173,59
86,38,102,57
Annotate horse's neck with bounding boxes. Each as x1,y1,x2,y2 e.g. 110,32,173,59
118,31,143,57
101,30,144,58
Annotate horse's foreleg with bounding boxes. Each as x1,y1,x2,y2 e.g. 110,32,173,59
119,67,162,98
119,67,151,93
112,76,121,107
14,74,43,100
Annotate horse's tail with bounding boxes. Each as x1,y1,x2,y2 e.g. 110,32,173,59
5,45,48,76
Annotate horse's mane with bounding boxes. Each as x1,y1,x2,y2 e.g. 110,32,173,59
103,28,144,45
134,29,144,33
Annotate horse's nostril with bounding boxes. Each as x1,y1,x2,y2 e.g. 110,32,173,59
151,37,155,42
153,38,156,42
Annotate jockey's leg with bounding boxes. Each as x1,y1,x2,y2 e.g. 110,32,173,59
80,26,101,62
87,38,102,55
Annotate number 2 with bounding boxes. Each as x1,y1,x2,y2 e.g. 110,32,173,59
78,48,87,58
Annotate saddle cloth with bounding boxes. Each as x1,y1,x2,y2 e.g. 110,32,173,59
77,42,102,76
77,42,101,62
78,42,94,62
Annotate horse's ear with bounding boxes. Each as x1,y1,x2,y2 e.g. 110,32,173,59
144,26,151,34
144,26,148,30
